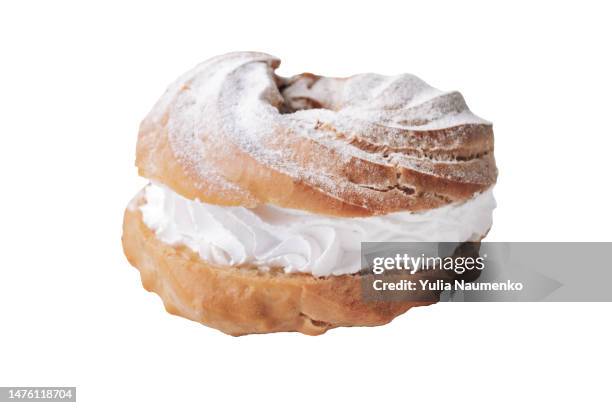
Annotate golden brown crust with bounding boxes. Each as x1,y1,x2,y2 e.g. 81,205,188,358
136,52,497,217
122,192,429,335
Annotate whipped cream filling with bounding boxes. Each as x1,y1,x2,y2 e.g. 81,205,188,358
140,183,496,277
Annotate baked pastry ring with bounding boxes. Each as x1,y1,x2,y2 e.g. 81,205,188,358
123,191,428,335
123,51,497,335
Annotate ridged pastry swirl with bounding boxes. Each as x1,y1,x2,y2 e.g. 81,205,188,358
136,52,496,216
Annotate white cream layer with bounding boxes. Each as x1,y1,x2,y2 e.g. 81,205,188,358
140,183,496,277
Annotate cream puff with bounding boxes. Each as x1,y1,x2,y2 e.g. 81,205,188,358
122,51,497,335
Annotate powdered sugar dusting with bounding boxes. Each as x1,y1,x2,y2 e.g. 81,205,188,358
145,52,495,211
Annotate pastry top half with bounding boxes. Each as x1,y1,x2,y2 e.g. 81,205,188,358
136,52,497,217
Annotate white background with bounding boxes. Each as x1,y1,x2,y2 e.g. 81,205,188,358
1,1,611,407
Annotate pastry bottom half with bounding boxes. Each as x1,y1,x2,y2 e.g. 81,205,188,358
122,191,432,336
